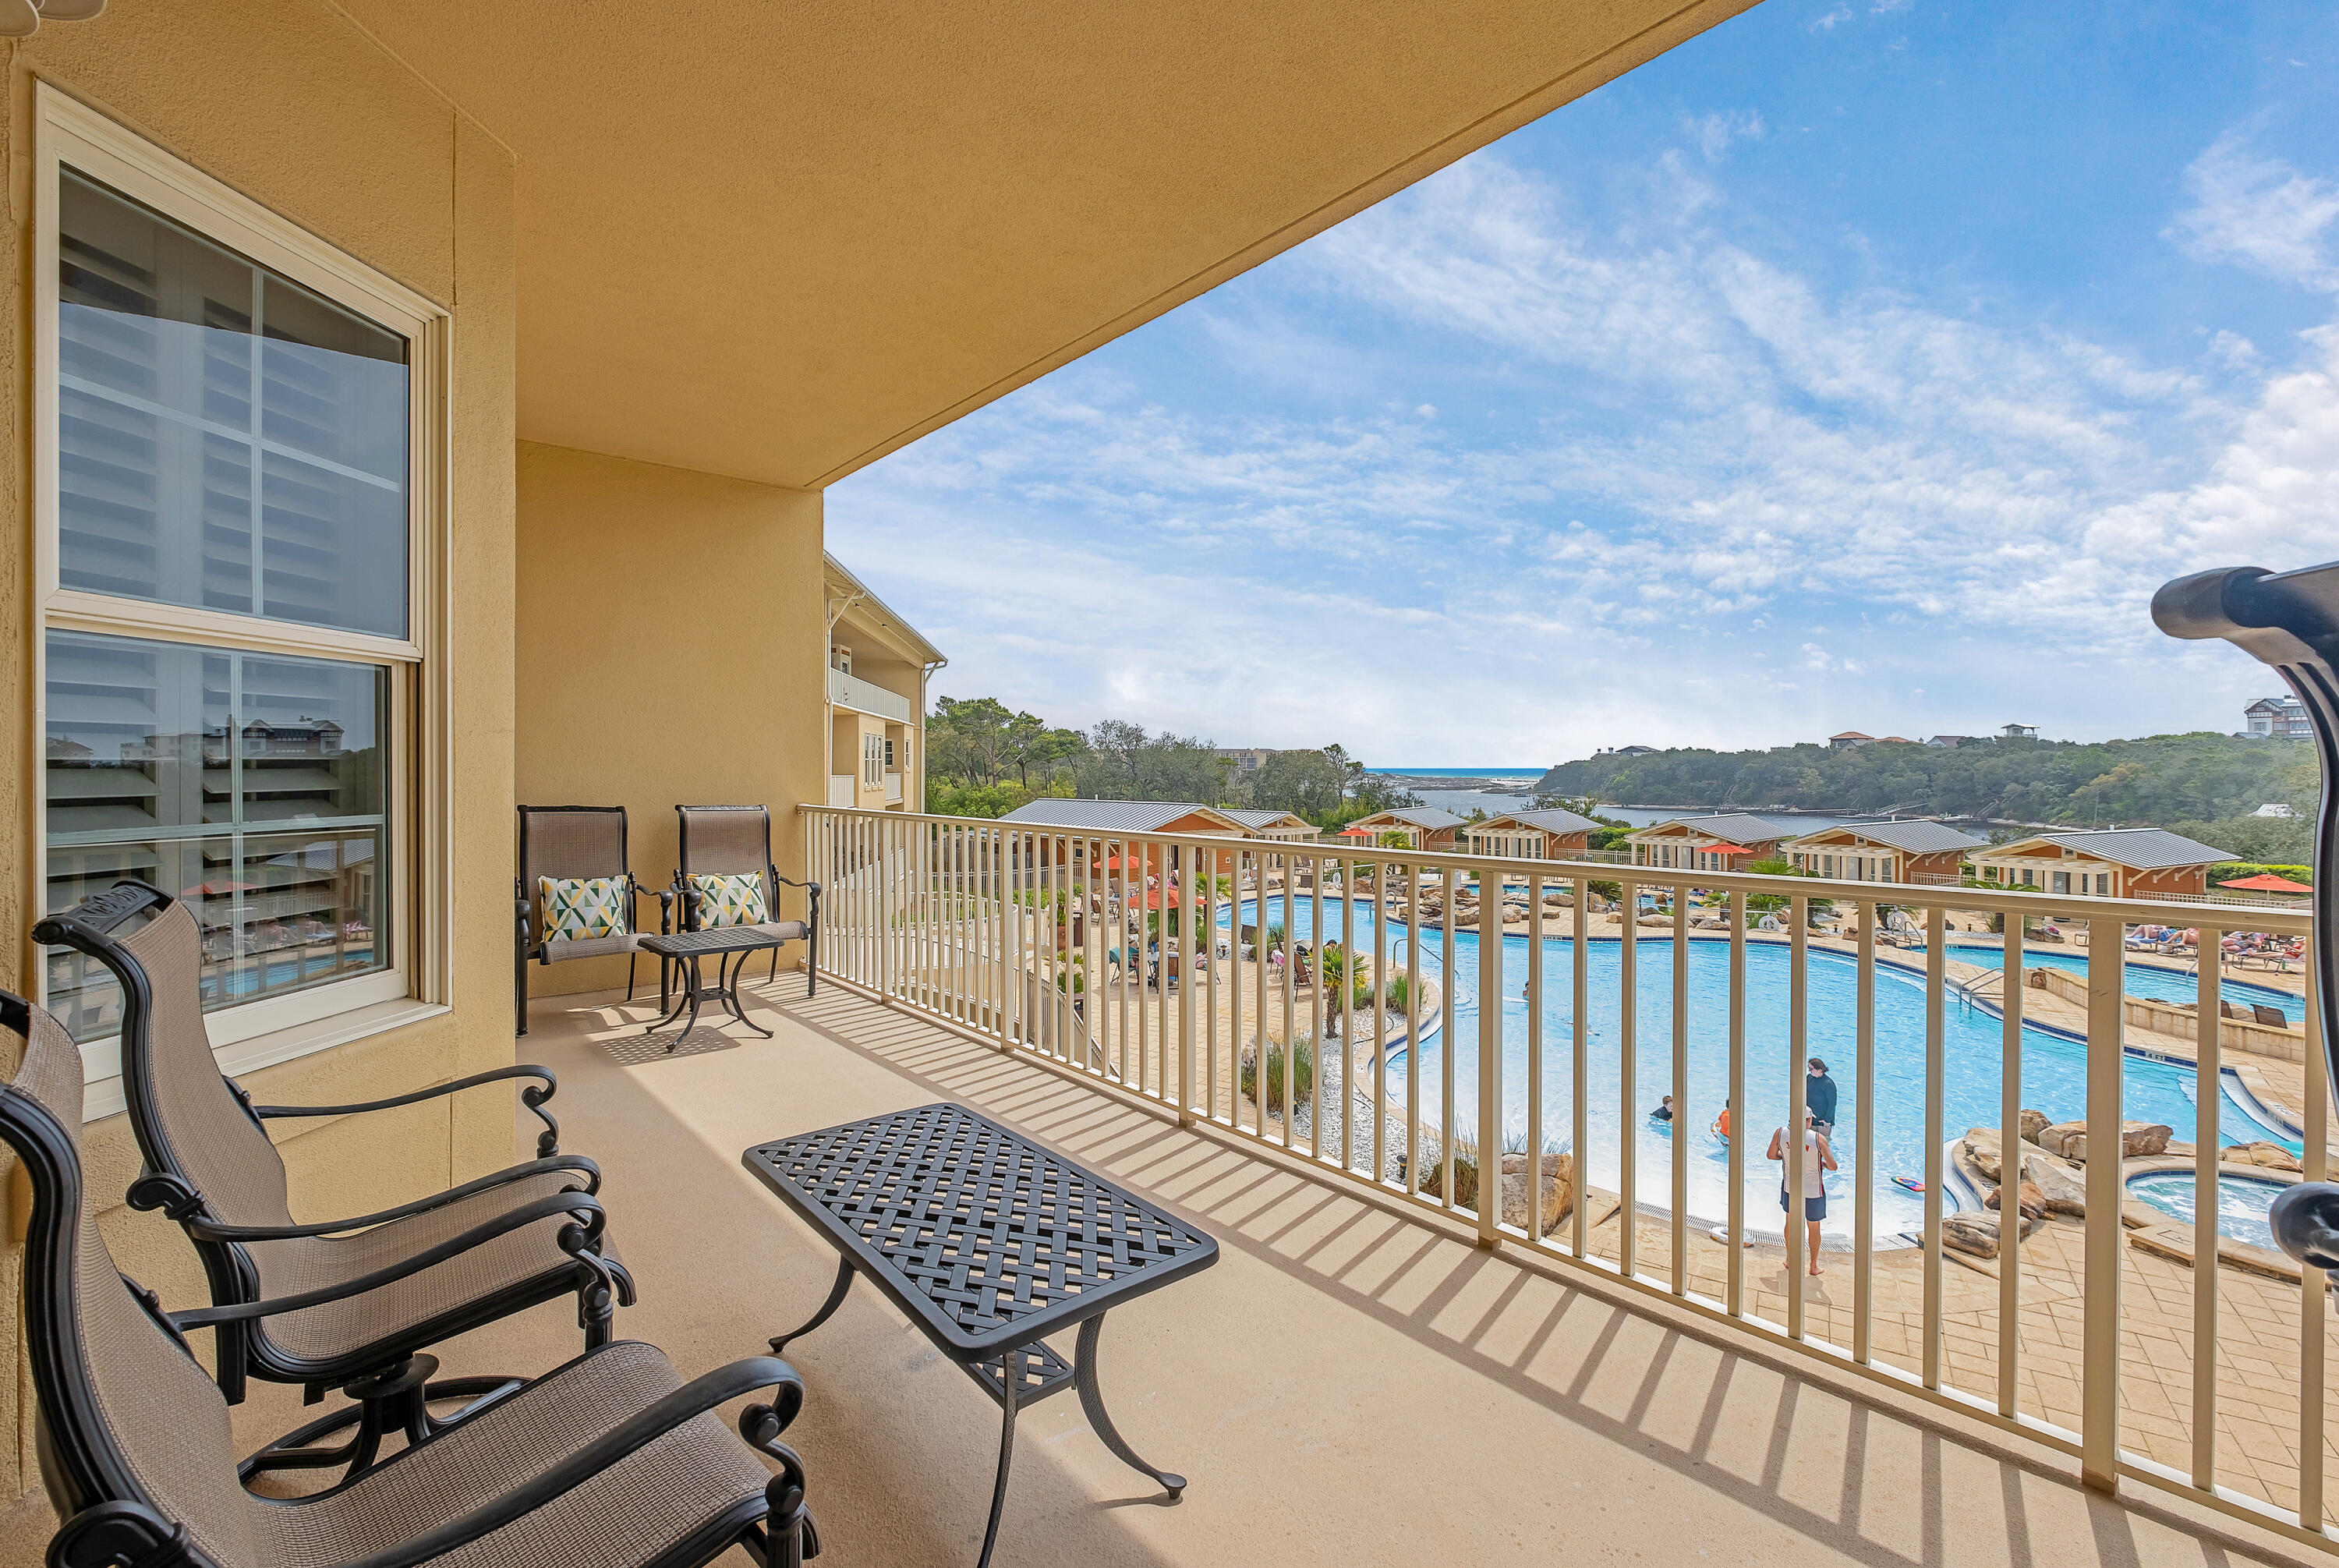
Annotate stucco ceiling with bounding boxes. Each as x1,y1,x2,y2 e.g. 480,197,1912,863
338,0,1757,491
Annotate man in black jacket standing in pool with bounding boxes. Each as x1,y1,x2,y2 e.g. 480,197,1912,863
1806,1057,1839,1136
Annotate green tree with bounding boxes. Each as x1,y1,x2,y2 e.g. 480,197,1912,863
1253,749,1346,819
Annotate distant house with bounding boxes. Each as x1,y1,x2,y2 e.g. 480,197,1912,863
1626,812,1793,871
2244,696,2310,739
1876,735,1914,744
1343,805,1466,851
2001,723,2039,740
1594,743,1658,758
1926,735,1978,749
998,798,1260,878
1965,827,2233,900
1783,819,1983,886
1465,807,1600,860
1828,731,1874,750
1219,807,1318,841
1214,747,1279,776
2252,802,2297,819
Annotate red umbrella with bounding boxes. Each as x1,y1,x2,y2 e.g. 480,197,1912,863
2218,872,2313,893
1140,887,1182,908
1338,826,1378,837
1699,842,1753,857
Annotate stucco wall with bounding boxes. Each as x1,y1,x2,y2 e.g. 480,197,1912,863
514,442,826,1000
0,0,518,1505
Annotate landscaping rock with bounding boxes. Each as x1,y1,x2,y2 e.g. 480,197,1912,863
1962,1127,2006,1183
2019,1108,2051,1144
1943,1210,2003,1259
1986,1180,2048,1222
2224,1141,2305,1173
1500,1151,1574,1232
2036,1120,2172,1163
2019,1149,2088,1216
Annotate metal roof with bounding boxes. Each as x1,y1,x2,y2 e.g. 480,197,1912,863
1220,808,1314,831
1782,819,1983,854
1357,805,1466,830
998,799,1251,834
1998,827,2236,869
1481,807,1601,835
1630,812,1790,842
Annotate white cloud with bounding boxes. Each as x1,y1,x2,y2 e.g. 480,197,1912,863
2169,132,2339,291
1683,110,1767,161
829,137,2339,757
1810,6,1853,30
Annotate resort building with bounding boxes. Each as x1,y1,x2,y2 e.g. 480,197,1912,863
1626,812,1794,870
2245,695,2312,738
999,799,1258,837
1965,826,2234,898
1926,734,1980,748
1221,807,1319,841
1342,805,1467,850
825,554,944,812
1465,806,1601,859
1782,819,1984,886
1828,731,1876,749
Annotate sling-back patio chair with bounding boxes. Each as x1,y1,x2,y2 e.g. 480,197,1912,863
672,805,820,997
34,881,638,1486
0,990,816,1568
518,805,671,1036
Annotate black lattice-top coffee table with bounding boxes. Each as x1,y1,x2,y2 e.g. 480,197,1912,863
743,1102,1218,1568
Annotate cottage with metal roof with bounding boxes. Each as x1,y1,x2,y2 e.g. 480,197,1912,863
1626,812,1794,871
998,798,1257,837
1783,819,1984,887
1465,807,1601,860
1965,826,2235,900
1343,805,1467,851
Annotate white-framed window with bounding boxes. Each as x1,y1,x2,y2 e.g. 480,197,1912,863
34,89,449,1085
862,731,883,788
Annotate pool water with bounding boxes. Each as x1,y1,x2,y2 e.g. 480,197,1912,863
1226,896,2299,1241
1924,944,2296,1019
2125,1170,2284,1253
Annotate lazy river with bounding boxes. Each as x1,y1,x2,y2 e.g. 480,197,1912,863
1224,896,2302,1241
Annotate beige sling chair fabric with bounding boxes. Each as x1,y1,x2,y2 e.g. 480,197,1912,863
6,1004,773,1568
115,904,619,1365
675,807,809,944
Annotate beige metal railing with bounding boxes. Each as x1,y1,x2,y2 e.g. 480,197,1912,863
801,805,2329,1549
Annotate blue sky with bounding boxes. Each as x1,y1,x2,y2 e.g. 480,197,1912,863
826,2,2339,766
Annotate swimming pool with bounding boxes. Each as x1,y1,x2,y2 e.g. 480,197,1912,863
2125,1170,2285,1254
1922,944,2296,1018
1226,896,2299,1241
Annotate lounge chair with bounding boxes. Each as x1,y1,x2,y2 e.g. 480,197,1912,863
0,991,816,1568
35,881,637,1485
2252,1003,2291,1028
518,805,669,1035
674,805,821,997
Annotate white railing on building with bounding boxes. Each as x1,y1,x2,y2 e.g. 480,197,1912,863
800,805,2328,1550
828,667,914,724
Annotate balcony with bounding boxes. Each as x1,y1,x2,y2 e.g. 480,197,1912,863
829,667,914,724
78,933,2315,1568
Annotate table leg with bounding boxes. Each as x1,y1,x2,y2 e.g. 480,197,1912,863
1074,1315,1184,1499
643,960,692,1035
768,1257,855,1355
721,950,774,1038
671,955,706,1051
976,1359,1018,1568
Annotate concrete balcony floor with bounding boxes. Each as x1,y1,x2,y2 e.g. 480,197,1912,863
7,975,2333,1567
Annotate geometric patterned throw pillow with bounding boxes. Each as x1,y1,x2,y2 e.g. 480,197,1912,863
690,871,768,928
540,875,628,941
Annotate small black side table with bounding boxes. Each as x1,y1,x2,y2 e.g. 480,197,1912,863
743,1103,1218,1568
637,928,782,1049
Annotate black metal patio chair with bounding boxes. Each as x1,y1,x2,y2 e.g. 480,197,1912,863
518,805,671,1035
34,881,638,1487
0,989,816,1568
672,805,820,997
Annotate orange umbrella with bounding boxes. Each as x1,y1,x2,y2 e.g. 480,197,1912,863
1140,887,1182,908
1700,842,1753,857
2218,872,2313,893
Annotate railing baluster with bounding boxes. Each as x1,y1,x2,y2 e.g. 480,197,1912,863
1477,858,1503,1245
2299,947,2327,1530
1672,876,1690,1295
1527,872,1545,1247
1442,864,1457,1210
1283,856,1297,1152
1620,873,1638,1277
1374,855,1389,1185
1343,855,1357,1175
1855,899,1875,1362
2193,925,2220,1489
2081,913,2124,1491
1728,888,1746,1317
2000,907,2023,1415
1407,865,1421,1195
1575,872,1591,1260
1923,904,1945,1386
1788,894,1808,1340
